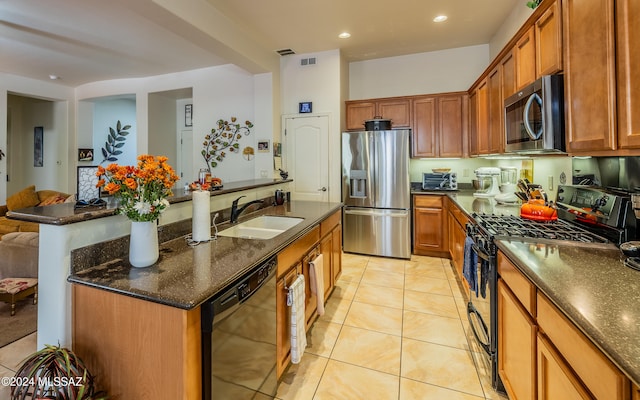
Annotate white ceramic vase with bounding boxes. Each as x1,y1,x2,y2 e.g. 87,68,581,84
129,220,159,268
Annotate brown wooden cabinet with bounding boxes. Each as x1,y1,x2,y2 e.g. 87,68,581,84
411,96,436,157
535,0,563,76
515,26,537,90
472,79,490,155
439,94,467,157
447,200,469,282
497,252,537,400
468,89,479,156
413,195,447,256
411,93,467,158
564,0,617,153
345,97,410,131
616,0,640,149
537,334,593,400
537,293,631,400
345,101,376,131
497,250,631,400
488,65,503,154
501,50,517,100
72,284,202,399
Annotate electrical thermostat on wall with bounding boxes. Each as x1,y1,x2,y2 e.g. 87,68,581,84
299,102,312,113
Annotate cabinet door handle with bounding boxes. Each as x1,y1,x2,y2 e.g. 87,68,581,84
318,187,327,192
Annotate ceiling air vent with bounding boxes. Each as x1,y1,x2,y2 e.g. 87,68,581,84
276,48,296,56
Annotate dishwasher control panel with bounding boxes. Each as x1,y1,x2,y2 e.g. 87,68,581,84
236,257,277,302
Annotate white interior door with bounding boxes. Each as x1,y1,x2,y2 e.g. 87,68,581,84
179,129,193,185
284,115,329,202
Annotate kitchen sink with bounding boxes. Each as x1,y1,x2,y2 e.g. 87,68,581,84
217,216,304,240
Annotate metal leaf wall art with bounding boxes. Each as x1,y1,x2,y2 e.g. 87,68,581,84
201,117,253,170
101,120,130,164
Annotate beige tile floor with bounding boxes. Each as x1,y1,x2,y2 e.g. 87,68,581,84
277,253,509,400
0,253,509,400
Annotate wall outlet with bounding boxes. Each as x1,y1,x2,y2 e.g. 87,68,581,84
260,170,268,178
463,168,470,177
548,175,554,191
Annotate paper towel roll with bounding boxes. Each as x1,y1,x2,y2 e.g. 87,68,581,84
192,190,211,241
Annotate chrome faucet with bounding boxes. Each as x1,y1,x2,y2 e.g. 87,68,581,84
230,196,264,223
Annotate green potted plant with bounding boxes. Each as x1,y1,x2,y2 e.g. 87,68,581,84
526,0,542,8
11,344,108,399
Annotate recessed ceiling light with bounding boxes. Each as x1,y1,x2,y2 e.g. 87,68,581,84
49,74,60,80
433,15,448,22
338,32,351,39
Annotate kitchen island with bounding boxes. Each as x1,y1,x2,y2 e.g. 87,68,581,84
6,178,292,349
68,199,342,399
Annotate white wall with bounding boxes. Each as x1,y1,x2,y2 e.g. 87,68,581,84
349,45,491,99
76,65,270,184
489,4,535,60
280,49,343,202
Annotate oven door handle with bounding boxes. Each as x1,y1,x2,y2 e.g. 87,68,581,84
472,243,491,262
467,301,491,356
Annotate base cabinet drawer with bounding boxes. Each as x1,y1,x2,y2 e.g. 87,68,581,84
537,293,630,400
537,334,593,400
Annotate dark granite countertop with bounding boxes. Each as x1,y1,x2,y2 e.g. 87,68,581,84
496,238,640,387
68,200,342,310
7,178,292,225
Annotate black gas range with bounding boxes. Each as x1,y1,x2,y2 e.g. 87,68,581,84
465,185,636,394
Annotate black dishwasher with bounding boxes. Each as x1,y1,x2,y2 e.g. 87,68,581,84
201,255,278,400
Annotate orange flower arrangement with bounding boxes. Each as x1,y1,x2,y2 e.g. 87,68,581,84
96,155,180,222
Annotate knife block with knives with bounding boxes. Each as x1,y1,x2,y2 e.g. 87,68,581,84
517,179,558,221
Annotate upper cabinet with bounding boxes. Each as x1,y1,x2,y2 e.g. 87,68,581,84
469,69,501,156
501,50,517,100
515,26,537,91
345,101,376,131
616,0,640,149
345,97,410,131
411,93,467,158
345,93,467,158
535,0,563,76
564,0,617,153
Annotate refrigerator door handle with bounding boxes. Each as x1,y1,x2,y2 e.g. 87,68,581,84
344,208,408,218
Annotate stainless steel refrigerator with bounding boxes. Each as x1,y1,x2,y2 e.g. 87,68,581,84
342,129,411,259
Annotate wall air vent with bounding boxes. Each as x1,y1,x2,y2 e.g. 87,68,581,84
300,57,317,66
276,48,296,56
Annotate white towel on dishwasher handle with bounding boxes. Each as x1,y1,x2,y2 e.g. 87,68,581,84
309,254,325,316
287,274,306,364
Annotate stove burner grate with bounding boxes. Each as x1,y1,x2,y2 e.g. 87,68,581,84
474,214,609,244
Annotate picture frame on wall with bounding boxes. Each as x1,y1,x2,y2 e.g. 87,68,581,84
78,148,94,161
34,126,43,167
257,140,270,153
185,104,193,127
77,166,101,201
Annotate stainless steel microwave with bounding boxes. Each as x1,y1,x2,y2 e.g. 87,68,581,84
504,75,565,154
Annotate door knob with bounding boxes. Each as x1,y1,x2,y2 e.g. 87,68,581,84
318,187,327,192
